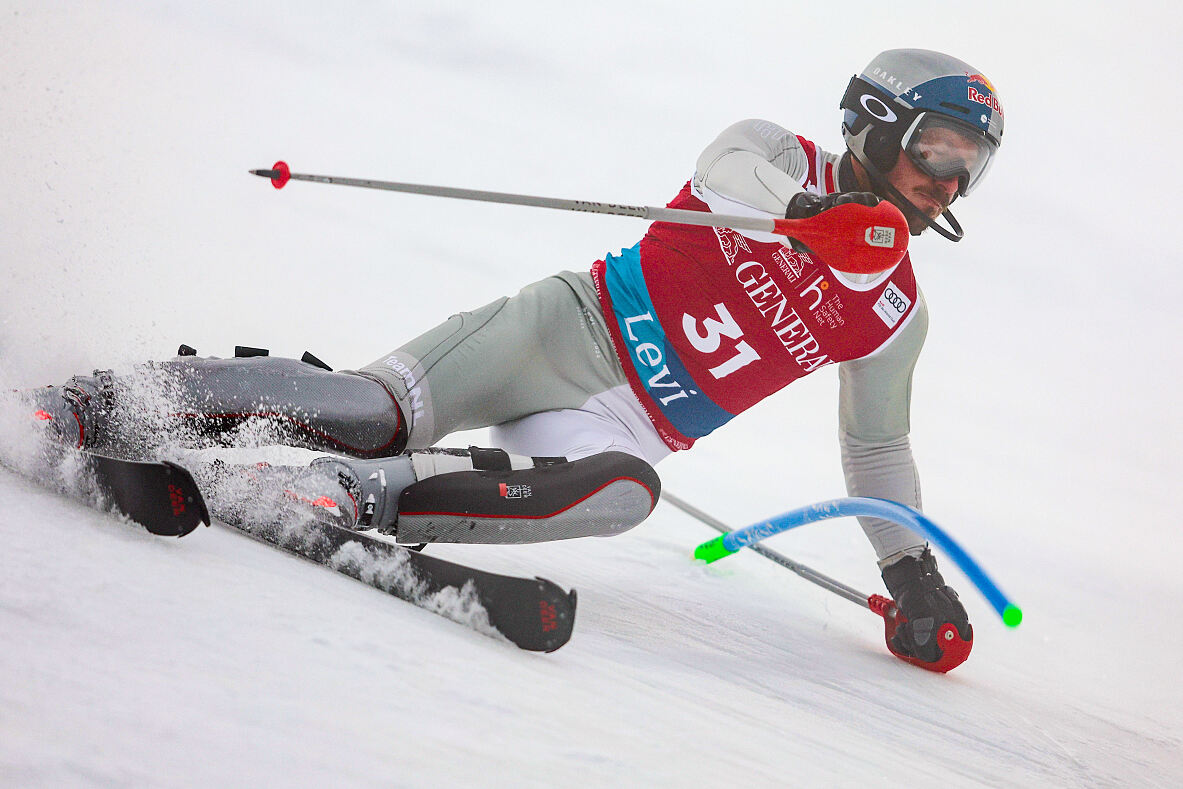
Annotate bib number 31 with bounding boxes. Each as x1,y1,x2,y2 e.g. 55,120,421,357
682,303,761,379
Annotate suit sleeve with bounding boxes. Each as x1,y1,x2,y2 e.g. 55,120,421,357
838,290,930,566
694,119,809,217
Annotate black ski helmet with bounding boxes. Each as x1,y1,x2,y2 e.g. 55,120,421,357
840,49,1004,241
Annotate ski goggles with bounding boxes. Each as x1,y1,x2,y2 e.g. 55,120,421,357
901,112,998,196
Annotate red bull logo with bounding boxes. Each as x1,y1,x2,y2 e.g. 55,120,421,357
968,86,1004,118
966,72,994,92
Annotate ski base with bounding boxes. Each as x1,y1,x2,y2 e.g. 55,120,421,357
224,516,577,652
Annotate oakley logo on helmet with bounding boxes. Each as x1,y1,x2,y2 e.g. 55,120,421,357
859,94,897,123
870,67,910,92
865,226,896,248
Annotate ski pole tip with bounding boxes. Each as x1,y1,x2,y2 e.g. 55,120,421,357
249,161,291,189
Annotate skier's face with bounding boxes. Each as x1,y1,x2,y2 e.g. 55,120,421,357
885,153,960,233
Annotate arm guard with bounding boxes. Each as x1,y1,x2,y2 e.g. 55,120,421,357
694,119,810,215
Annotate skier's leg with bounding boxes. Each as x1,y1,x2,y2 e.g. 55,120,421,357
365,388,668,544
392,446,660,543
199,384,664,545
22,353,406,459
23,270,655,542
489,384,672,465
171,272,619,458
357,271,625,450
26,271,617,460
214,444,660,545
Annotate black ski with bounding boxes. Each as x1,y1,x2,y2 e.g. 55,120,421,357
83,452,211,537
223,516,577,652
1,447,210,537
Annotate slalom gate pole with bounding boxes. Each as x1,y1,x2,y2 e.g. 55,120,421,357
691,496,1022,628
661,491,885,614
249,161,909,275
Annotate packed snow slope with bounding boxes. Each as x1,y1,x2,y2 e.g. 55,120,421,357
2,2,1181,786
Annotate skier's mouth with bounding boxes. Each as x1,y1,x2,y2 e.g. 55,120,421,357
913,192,946,216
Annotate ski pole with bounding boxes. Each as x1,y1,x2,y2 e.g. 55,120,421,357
692,496,1022,628
669,491,983,673
249,161,908,275
661,490,888,614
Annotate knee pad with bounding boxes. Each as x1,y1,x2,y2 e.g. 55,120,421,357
393,448,661,544
125,348,406,457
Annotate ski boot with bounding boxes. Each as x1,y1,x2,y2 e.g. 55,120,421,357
17,372,114,451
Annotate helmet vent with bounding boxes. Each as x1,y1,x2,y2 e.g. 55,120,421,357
939,102,971,115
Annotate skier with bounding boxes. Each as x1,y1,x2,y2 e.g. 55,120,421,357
25,49,1002,669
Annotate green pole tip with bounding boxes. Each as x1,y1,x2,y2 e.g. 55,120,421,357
1002,604,1023,628
693,535,737,564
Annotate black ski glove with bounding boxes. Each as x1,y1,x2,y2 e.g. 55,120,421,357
880,548,972,664
784,190,880,220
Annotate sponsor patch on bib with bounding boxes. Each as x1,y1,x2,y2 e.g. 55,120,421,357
873,281,911,327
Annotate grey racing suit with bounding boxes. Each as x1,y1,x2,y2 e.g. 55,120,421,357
358,118,929,564
694,119,928,564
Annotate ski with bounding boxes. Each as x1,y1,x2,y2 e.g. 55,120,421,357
83,451,211,537
6,389,575,650
4,385,210,536
1,447,210,537
221,515,577,652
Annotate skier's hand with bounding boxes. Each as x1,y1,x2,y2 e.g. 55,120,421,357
889,584,971,663
784,190,880,220
880,549,972,667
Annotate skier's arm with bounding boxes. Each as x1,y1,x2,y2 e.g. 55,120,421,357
694,119,809,215
838,291,930,566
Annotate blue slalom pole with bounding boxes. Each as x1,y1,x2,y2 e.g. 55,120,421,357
693,497,1021,627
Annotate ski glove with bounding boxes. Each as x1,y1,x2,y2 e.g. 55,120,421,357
784,190,880,220
880,548,972,664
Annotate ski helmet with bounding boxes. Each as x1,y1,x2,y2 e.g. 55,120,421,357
840,49,1004,241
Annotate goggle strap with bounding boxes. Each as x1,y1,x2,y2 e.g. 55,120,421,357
841,76,911,134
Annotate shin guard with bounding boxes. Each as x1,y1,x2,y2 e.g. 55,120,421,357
394,448,661,544
161,355,406,457
55,351,407,458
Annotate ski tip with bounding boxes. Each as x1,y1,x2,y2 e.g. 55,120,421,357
249,161,291,189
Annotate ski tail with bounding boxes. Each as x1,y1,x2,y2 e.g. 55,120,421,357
86,454,210,536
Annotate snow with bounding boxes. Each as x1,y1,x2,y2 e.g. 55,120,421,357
3,1,1182,786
